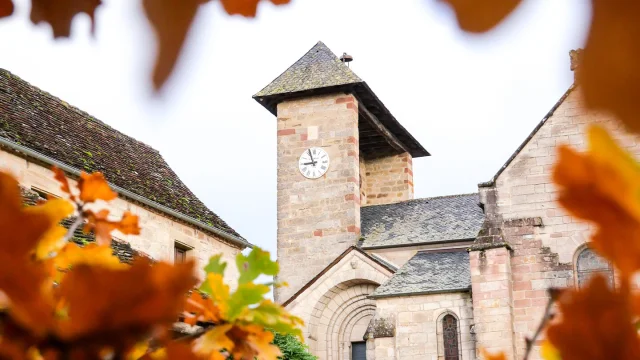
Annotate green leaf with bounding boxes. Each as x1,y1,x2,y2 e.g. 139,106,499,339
243,300,304,340
227,283,270,320
204,254,227,276
236,247,278,285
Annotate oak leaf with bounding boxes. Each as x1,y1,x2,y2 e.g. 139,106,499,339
0,0,13,18
30,0,102,38
31,198,75,259
184,290,224,326
227,324,281,360
438,0,521,33
553,125,640,277
578,0,640,133
52,166,76,201
56,258,196,344
54,242,127,273
481,349,506,360
78,171,117,203
220,0,290,17
142,0,204,90
236,247,278,285
546,275,640,360
84,209,140,245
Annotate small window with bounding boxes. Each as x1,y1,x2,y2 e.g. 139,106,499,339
31,186,59,200
443,314,459,360
576,247,614,288
174,242,190,264
351,342,366,360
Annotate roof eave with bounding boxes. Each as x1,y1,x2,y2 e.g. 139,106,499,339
0,137,251,249
361,237,477,250
369,286,471,299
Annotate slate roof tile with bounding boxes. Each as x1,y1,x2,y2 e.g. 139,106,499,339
0,69,246,244
370,250,471,298
361,194,484,248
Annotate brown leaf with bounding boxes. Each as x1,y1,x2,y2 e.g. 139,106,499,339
56,258,197,344
579,0,640,133
78,171,116,203
547,275,640,360
84,209,140,245
438,0,521,33
142,0,203,90
0,0,14,18
220,0,290,17
30,0,102,38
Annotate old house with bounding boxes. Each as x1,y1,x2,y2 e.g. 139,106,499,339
0,69,250,283
254,43,615,360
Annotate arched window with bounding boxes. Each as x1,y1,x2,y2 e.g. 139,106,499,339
442,314,459,360
576,247,614,288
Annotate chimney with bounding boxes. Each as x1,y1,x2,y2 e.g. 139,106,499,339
569,48,583,83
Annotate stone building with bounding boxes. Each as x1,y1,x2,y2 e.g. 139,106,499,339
0,68,250,283
254,43,616,360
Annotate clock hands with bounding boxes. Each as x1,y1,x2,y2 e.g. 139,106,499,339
307,149,317,166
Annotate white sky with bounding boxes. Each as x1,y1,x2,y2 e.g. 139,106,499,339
0,0,591,257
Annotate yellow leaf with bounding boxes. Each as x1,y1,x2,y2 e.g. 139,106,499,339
204,273,230,317
194,324,234,356
78,171,117,203
540,340,561,360
55,243,126,271
481,348,506,360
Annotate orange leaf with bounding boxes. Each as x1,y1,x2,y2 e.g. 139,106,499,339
184,291,224,326
481,349,506,360
52,166,76,201
84,209,140,245
0,0,14,18
220,0,290,17
579,0,640,133
30,198,75,259
55,243,127,273
438,0,521,33
56,258,196,343
78,171,117,203
227,324,280,360
142,0,204,90
552,126,640,277
547,275,640,360
30,0,102,38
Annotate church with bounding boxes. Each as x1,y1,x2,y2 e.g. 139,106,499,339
253,43,618,360
0,42,623,360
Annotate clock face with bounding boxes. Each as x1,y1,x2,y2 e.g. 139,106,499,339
299,147,330,179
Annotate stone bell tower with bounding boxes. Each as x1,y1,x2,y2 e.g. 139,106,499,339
253,42,429,302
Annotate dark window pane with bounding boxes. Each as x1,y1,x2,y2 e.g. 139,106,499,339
351,342,366,360
175,247,186,264
443,314,459,360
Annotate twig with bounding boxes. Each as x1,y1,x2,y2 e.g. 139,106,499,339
522,288,561,360
62,212,84,243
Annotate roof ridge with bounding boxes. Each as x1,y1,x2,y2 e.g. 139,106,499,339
0,68,159,153
361,193,479,208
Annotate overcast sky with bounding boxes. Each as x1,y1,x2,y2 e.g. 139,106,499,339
0,0,591,257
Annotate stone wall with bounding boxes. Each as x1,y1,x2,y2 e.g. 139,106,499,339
275,93,361,302
373,293,475,360
0,148,243,284
476,84,640,358
363,153,413,206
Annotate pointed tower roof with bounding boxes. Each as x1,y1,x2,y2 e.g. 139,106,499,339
254,41,362,98
253,41,430,158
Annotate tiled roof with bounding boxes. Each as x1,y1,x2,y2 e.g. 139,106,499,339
370,250,471,298
252,41,430,158
360,194,484,248
254,41,362,98
21,187,150,264
0,69,246,245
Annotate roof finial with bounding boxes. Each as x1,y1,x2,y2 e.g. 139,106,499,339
569,48,583,83
340,52,353,67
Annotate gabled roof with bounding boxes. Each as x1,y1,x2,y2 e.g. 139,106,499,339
253,41,430,158
370,250,471,298
479,85,575,188
360,194,484,249
0,69,248,248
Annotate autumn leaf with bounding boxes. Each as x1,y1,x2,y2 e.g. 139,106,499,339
438,0,521,33
220,0,291,17
553,125,640,277
52,166,76,201
30,0,102,38
184,290,224,326
540,340,561,360
481,349,506,360
142,0,204,90
31,198,75,259
240,300,303,340
578,0,640,134
0,0,13,18
199,273,230,318
203,254,227,276
78,171,117,203
236,247,278,285
546,275,640,360
193,323,234,357
227,282,270,321
84,209,140,245
54,243,127,273
56,258,196,343
227,324,281,360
